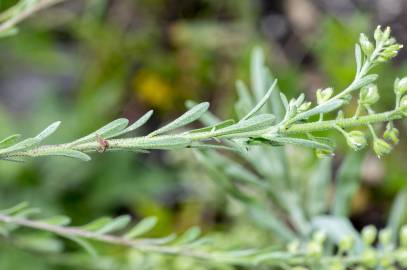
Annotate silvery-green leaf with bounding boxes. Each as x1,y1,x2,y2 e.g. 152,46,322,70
73,118,129,144
0,137,41,154
65,236,97,257
190,143,242,152
350,74,378,91
235,80,254,118
124,217,157,239
96,215,131,234
292,99,345,122
251,47,267,102
0,202,29,215
388,188,407,235
114,110,153,137
188,119,235,134
266,136,334,151
241,80,277,121
40,215,71,226
216,114,275,136
355,44,362,74
0,134,21,148
36,149,91,161
81,217,113,231
149,102,209,136
133,137,190,150
35,121,61,142
332,152,362,216
174,227,201,245
280,92,289,112
307,158,332,216
185,100,219,126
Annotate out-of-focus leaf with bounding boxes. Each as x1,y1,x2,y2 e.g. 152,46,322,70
149,102,209,136
388,188,407,236
332,152,363,216
0,134,21,148
241,80,277,121
251,47,267,102
307,158,332,216
40,215,71,226
124,217,157,239
96,215,131,234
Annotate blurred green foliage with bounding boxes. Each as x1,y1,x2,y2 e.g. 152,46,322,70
0,0,406,269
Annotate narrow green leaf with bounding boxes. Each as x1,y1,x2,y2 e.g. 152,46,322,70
65,236,97,257
235,80,254,118
0,202,29,215
351,74,378,91
332,152,362,216
265,136,334,151
149,102,209,136
355,44,362,74
133,137,190,150
251,47,267,102
292,99,345,122
35,121,61,142
114,110,153,137
216,114,275,136
190,143,242,152
174,227,201,245
188,119,235,134
241,80,277,121
81,217,113,231
36,149,91,161
0,134,21,148
40,215,71,226
73,118,129,144
307,158,332,216
185,100,219,126
388,188,407,236
0,137,40,154
96,215,131,234
124,216,157,239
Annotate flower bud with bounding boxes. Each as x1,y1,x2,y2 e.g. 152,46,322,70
316,88,333,104
339,235,354,253
383,122,399,145
313,231,327,244
315,148,334,159
374,25,383,42
345,131,367,151
362,225,377,245
306,241,322,258
382,26,391,41
373,138,392,158
378,228,392,246
359,84,379,105
298,101,311,112
394,77,407,96
400,225,407,247
359,33,374,56
401,95,407,115
361,248,377,268
287,240,300,253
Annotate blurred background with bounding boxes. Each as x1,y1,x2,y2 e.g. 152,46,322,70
0,0,406,269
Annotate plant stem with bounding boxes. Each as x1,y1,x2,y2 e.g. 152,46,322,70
0,110,402,160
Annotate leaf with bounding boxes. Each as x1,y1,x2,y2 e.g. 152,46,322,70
251,47,267,102
0,134,21,148
292,99,345,122
0,202,29,215
355,44,362,74
235,80,254,118
216,114,275,136
280,92,289,112
40,215,71,226
312,215,362,251
350,74,378,91
190,143,242,152
96,215,131,234
65,236,97,257
133,137,190,150
241,79,277,121
149,102,209,136
73,118,129,144
0,137,40,154
388,188,407,235
332,152,362,216
307,158,332,216
185,100,219,126
81,217,113,231
124,217,157,239
188,119,235,134
174,227,201,245
265,136,334,151
113,110,153,137
35,121,61,142
36,149,91,161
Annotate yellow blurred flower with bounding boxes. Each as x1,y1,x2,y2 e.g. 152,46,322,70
132,70,174,110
